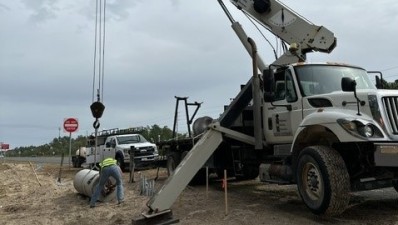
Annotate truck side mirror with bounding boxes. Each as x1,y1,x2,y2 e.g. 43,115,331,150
263,68,275,102
341,77,356,92
105,142,111,148
375,76,382,89
368,71,383,89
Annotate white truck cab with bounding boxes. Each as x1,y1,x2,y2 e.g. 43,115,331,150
104,133,158,170
263,62,384,144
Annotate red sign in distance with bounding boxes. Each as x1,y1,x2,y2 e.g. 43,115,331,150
63,118,79,133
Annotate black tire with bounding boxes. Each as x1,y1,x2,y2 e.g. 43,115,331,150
72,159,77,168
182,150,208,185
393,180,398,192
116,157,125,172
296,145,350,216
189,168,207,186
216,168,228,179
166,152,180,176
181,151,189,161
236,164,259,180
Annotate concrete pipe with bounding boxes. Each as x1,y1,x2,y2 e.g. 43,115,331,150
73,169,116,202
193,116,213,136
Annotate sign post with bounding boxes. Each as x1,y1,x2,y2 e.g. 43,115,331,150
63,118,79,169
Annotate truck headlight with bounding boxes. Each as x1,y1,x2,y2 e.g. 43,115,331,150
153,146,158,154
337,119,383,139
358,125,374,137
339,119,357,131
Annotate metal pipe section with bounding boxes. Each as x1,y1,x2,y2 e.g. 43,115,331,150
217,0,268,72
73,169,116,202
231,22,268,73
248,38,264,150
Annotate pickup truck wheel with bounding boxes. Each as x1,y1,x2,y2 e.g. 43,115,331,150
166,152,180,176
116,157,125,172
72,159,77,168
296,145,350,216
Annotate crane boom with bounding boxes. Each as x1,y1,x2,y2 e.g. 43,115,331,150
230,0,336,64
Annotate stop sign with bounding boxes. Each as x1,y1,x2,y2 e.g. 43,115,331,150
63,118,79,133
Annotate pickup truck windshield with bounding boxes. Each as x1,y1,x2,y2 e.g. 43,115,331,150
295,65,376,97
117,134,148,144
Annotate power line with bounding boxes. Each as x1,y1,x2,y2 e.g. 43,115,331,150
381,66,398,72
382,74,398,79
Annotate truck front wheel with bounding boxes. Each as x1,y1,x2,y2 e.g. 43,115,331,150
296,145,350,216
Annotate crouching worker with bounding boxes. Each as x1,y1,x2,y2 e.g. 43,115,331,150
90,157,124,208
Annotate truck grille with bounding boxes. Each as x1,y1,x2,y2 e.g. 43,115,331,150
133,146,155,157
382,97,398,134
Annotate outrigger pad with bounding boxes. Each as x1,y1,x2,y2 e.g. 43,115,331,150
132,211,179,225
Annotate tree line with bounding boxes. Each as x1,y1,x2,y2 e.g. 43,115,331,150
6,78,398,157
6,125,181,157
381,79,398,89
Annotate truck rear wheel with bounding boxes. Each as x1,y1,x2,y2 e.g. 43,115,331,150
236,164,259,180
392,180,398,192
296,145,350,216
189,168,207,185
166,152,180,176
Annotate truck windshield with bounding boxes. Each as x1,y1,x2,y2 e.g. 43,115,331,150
117,135,147,144
294,65,376,97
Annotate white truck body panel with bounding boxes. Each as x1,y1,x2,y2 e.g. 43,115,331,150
85,146,115,164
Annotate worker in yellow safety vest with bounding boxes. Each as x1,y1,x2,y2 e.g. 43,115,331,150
90,157,124,208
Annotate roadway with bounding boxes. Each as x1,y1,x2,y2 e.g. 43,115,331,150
1,156,70,165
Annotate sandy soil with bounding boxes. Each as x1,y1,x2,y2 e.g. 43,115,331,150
1,161,398,225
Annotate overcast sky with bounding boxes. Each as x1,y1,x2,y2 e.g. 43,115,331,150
1,0,398,148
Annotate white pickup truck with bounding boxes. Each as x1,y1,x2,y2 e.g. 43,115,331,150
84,128,159,171
104,133,159,171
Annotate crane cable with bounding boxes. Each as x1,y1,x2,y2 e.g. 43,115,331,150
90,0,107,170
242,11,278,60
90,0,106,129
92,0,107,103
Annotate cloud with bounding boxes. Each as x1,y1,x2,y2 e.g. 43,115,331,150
78,0,141,22
2,0,398,148
0,3,10,11
20,0,59,23
105,0,139,21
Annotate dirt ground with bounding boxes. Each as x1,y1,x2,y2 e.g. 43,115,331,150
1,161,398,225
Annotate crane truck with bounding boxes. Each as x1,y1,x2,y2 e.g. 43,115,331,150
137,0,398,221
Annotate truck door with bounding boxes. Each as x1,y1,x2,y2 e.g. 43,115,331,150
264,68,302,144
105,137,116,148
